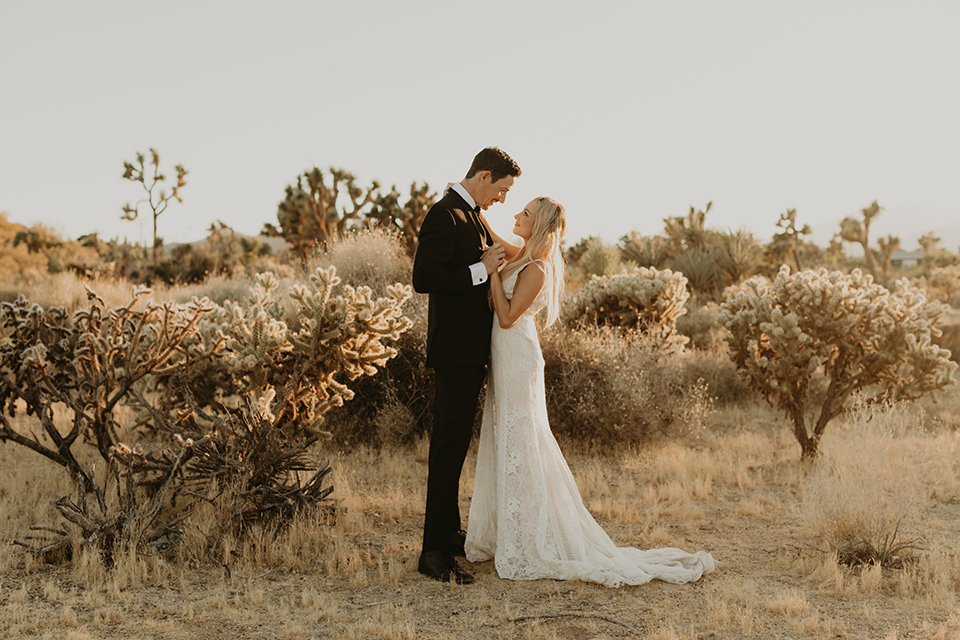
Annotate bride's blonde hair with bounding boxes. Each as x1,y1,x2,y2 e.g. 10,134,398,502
498,197,566,327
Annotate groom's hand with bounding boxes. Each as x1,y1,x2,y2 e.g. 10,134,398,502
482,243,506,275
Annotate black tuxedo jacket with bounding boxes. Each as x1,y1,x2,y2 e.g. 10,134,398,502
412,190,494,369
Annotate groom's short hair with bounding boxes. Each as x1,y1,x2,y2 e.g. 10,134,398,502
465,147,521,183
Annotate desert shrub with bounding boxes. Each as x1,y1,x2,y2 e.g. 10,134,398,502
321,294,434,447
0,237,48,283
719,266,958,458
157,273,259,307
663,202,712,252
180,268,413,430
0,265,413,563
800,400,959,567
917,266,960,308
0,214,101,286
0,287,223,473
541,325,713,446
563,266,690,354
667,247,723,297
564,235,598,266
680,348,757,406
714,228,762,285
314,229,436,446
676,301,727,351
71,222,289,288
619,232,668,269
0,271,286,318
0,272,113,309
577,237,626,279
308,227,412,296
125,224,287,286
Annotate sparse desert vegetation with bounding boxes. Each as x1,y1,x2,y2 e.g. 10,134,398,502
2,193,960,639
2,401,960,639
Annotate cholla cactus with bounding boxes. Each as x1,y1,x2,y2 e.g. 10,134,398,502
189,266,413,433
564,267,690,353
3,266,414,558
719,266,957,458
0,288,223,489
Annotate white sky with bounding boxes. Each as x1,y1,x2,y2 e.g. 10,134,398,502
2,1,958,249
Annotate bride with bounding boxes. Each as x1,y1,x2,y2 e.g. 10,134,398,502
466,197,716,587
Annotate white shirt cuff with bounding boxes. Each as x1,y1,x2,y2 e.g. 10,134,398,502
469,261,488,286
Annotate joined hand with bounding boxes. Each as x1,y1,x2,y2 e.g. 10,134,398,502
482,243,506,275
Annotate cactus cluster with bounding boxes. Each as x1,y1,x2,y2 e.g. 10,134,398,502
718,266,957,458
190,267,413,431
0,268,413,559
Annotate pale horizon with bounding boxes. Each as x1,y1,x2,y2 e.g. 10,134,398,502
2,1,958,251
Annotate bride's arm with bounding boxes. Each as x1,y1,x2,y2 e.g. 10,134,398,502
479,213,522,261
489,264,546,329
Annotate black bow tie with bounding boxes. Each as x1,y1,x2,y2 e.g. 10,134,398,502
473,205,480,214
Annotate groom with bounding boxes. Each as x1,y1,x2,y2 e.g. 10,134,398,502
412,147,521,584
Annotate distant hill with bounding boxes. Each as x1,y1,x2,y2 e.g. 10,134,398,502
163,232,290,255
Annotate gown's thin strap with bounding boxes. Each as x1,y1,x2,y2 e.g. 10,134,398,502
522,259,550,271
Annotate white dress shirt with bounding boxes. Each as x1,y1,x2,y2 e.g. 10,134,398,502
450,182,489,286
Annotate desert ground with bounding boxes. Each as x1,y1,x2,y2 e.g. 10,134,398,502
2,397,959,640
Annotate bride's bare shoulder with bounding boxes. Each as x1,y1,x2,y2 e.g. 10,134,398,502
513,262,547,296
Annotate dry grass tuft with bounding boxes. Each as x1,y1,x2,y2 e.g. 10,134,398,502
800,400,950,564
646,624,699,640
766,588,812,616
308,226,412,297
835,520,922,569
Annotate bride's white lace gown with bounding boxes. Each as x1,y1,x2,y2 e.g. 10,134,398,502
465,262,716,587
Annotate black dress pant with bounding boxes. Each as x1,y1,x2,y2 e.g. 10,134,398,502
421,365,486,554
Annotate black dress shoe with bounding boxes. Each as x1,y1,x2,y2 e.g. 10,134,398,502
446,529,467,557
418,550,474,585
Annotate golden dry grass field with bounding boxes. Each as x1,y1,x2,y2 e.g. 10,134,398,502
2,397,960,640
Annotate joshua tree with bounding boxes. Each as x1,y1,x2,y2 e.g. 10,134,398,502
121,148,188,261
264,167,379,261
838,200,882,278
875,234,902,287
918,232,942,271
366,181,436,256
769,209,811,271
663,202,713,252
